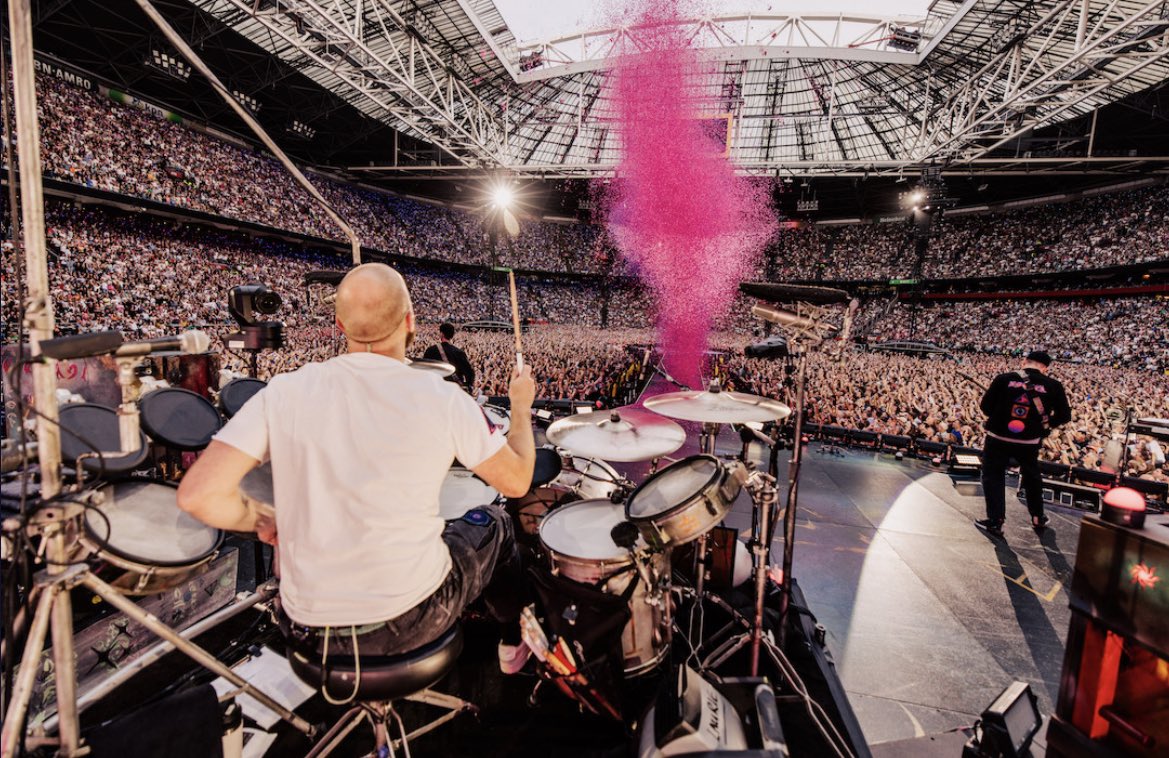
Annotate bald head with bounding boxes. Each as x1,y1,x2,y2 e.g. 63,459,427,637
335,263,412,348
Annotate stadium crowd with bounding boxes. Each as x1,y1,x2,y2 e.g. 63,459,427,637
3,199,1166,480
23,72,1169,280
717,351,1168,483
857,297,1169,372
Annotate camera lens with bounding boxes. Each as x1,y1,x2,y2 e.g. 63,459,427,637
255,291,282,315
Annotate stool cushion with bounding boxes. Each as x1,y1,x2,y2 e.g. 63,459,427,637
289,626,463,702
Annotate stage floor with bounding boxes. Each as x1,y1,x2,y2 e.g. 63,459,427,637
617,376,1075,749
724,442,1073,749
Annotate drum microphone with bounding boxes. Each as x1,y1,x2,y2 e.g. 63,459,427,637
611,521,657,599
38,330,211,361
610,521,640,550
750,304,837,334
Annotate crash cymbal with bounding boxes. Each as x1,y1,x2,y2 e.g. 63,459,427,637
406,358,456,378
240,461,274,507
644,387,791,424
546,407,685,462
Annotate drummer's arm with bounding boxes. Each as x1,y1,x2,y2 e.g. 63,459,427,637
472,365,535,497
178,441,266,533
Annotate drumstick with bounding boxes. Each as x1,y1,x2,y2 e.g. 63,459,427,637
508,269,524,370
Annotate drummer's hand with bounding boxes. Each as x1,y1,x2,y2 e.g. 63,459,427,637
254,502,278,546
509,364,535,411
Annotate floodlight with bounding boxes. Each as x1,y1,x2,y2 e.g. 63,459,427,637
962,681,1042,758
492,185,515,209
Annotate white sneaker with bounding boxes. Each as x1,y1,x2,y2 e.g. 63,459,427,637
498,641,532,675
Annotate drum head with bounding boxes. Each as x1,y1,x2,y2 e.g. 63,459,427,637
626,455,722,522
439,468,498,520
86,481,221,566
540,500,631,561
58,404,150,474
139,388,222,451
220,378,267,418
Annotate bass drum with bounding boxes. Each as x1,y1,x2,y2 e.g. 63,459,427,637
83,480,224,595
509,452,623,542
539,500,671,676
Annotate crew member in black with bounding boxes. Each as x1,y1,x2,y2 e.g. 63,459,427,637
975,350,1071,537
424,322,475,391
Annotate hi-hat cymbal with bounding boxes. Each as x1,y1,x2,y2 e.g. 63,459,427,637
240,462,274,507
644,387,791,424
546,407,685,462
406,358,456,378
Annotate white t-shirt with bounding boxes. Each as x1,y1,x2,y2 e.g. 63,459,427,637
214,352,506,626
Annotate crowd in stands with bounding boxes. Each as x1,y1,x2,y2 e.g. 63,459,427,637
20,72,1169,280
5,71,1169,480
857,297,1169,372
31,72,605,274
716,351,1169,483
3,200,1166,481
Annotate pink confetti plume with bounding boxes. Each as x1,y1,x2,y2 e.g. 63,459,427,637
599,0,776,389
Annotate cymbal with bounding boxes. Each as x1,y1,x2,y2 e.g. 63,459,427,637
240,462,274,507
406,358,456,378
546,407,685,462
644,387,791,424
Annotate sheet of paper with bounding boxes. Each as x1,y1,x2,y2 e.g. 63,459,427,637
211,647,316,730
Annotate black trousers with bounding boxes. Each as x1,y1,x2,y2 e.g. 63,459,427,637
279,503,524,656
981,436,1045,523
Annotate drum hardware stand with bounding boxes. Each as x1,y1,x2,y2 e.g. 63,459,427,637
1,505,317,756
699,469,779,676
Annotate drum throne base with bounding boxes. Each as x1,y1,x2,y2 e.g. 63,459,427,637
289,625,477,758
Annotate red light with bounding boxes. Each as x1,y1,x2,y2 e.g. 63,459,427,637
1104,487,1146,512
1130,563,1160,590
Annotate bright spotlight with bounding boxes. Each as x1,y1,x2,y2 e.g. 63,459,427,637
492,185,514,209
910,190,926,206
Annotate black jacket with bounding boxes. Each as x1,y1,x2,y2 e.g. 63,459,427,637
980,368,1071,443
423,342,475,389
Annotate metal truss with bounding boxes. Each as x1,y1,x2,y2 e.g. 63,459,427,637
507,13,929,83
914,0,1169,162
191,0,507,166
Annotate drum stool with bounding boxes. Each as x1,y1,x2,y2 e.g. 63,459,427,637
289,625,476,757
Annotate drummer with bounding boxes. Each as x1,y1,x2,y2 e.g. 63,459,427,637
177,263,537,673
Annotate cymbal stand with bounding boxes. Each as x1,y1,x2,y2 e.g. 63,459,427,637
1,501,316,757
687,421,720,645
699,469,778,676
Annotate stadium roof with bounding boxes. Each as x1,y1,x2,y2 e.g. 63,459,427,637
182,0,1169,178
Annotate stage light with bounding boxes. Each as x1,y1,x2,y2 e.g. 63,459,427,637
962,681,1042,758
910,190,926,206
492,184,514,209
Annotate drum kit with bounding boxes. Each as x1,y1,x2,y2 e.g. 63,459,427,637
517,379,793,680
0,359,325,754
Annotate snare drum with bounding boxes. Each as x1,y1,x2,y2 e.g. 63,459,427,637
510,453,622,539
540,500,671,676
439,468,499,521
625,455,745,549
83,481,224,595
